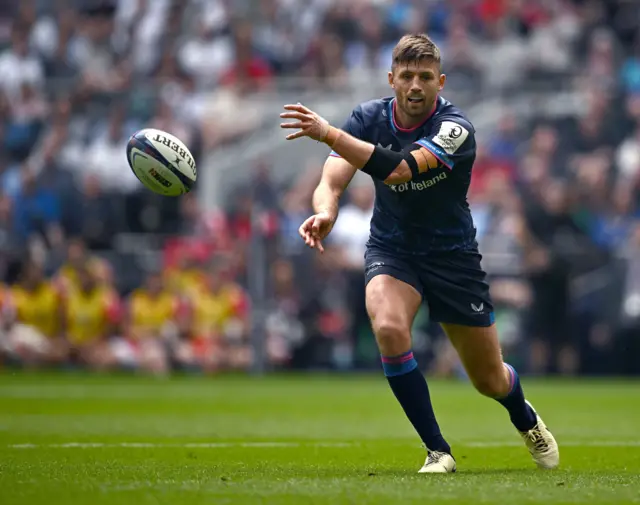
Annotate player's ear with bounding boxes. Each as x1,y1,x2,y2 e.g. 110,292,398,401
438,73,446,91
388,71,394,88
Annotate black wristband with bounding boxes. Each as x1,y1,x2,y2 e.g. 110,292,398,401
360,145,405,181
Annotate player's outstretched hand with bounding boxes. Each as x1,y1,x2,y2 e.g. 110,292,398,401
298,212,335,253
280,104,331,142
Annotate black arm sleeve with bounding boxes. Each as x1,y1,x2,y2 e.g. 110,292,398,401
360,145,420,181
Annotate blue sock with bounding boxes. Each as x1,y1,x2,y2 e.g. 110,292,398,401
495,364,537,432
382,351,451,454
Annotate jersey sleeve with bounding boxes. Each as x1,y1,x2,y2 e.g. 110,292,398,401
412,117,475,170
329,105,366,158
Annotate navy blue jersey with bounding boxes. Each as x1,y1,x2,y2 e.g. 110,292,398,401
330,96,478,255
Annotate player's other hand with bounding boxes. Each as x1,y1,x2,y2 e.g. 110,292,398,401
298,212,335,253
280,104,330,142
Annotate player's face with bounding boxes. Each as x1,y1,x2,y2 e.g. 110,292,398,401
388,60,445,118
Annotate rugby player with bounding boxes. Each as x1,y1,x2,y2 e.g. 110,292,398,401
280,34,559,473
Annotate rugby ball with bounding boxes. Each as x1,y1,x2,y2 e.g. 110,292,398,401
126,128,197,196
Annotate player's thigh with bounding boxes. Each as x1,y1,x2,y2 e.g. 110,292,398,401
421,248,495,329
440,322,508,397
365,274,422,355
421,249,507,396
366,275,422,354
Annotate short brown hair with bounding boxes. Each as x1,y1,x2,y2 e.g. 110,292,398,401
392,34,441,70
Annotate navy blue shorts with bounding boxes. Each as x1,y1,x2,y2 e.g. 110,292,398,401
364,246,495,327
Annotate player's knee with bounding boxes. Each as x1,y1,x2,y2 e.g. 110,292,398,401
372,317,411,355
470,370,510,398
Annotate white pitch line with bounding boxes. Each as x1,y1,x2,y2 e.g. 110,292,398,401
6,442,355,449
6,441,640,449
465,441,640,448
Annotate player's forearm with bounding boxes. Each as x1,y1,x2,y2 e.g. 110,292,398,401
325,128,376,169
324,128,419,185
312,182,340,220
312,156,357,220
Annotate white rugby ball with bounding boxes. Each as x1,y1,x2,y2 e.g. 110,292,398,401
126,128,197,196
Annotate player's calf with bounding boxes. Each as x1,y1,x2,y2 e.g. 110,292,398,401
493,363,538,432
443,323,537,431
467,364,512,398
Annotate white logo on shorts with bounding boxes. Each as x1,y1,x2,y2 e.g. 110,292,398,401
471,303,484,313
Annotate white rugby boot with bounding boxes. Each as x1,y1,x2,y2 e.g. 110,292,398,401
519,400,559,469
418,451,456,473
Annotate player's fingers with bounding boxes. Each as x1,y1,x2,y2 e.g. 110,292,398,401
280,121,305,129
302,234,313,248
302,231,314,247
299,227,311,243
286,131,308,140
279,111,309,120
283,104,311,114
316,240,324,253
299,218,315,238
296,103,312,114
304,229,314,243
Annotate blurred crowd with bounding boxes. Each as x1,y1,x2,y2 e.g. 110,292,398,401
0,0,640,375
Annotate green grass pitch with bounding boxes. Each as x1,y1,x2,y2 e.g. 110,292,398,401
1,372,639,504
